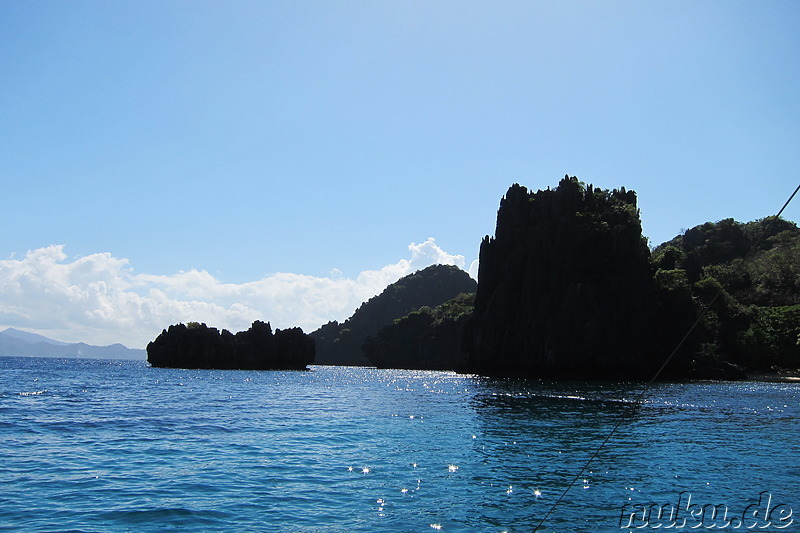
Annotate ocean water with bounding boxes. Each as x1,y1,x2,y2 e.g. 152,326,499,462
0,357,798,532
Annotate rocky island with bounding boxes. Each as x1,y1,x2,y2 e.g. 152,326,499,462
371,176,798,379
463,177,658,379
145,177,798,379
147,320,314,370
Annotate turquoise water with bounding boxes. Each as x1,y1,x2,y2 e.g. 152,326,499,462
0,357,798,532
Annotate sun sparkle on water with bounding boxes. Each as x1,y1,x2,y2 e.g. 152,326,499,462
4,360,796,532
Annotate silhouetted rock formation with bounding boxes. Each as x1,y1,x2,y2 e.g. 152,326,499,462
464,177,658,379
364,293,474,370
147,320,314,370
311,264,477,366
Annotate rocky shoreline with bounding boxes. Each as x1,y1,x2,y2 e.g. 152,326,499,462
744,369,800,383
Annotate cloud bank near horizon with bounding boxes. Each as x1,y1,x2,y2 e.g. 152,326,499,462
0,238,469,349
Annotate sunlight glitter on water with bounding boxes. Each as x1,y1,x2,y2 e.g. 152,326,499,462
1,358,798,532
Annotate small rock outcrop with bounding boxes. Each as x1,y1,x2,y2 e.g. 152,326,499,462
311,264,477,366
147,320,314,370
464,177,657,379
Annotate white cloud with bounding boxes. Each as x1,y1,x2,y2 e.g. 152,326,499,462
468,259,479,280
409,237,465,269
0,238,468,349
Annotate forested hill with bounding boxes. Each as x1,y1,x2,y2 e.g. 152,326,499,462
311,264,477,366
651,216,800,373
653,216,800,306
363,292,475,371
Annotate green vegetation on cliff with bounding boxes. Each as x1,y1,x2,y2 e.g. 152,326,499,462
652,216,800,372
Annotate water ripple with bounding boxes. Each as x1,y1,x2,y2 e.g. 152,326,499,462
0,357,797,532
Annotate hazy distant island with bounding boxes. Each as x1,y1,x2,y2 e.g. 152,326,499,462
0,327,145,360
145,176,799,379
146,320,314,370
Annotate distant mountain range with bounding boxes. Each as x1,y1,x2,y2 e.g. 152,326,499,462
0,328,145,360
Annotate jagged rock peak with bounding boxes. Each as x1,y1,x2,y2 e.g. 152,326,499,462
465,177,655,379
147,320,314,370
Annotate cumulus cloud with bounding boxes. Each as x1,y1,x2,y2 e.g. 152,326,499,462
468,259,479,280
0,238,467,349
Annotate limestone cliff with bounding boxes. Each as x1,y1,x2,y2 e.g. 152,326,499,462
147,320,314,370
464,177,657,378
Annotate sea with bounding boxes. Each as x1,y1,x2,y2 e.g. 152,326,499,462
0,356,798,533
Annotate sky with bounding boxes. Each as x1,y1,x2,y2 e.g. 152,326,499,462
1,1,799,349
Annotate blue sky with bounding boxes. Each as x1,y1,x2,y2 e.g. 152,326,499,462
1,1,799,348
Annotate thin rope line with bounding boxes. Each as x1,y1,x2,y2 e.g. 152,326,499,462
532,182,800,532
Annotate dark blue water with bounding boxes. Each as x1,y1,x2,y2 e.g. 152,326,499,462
0,357,797,532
